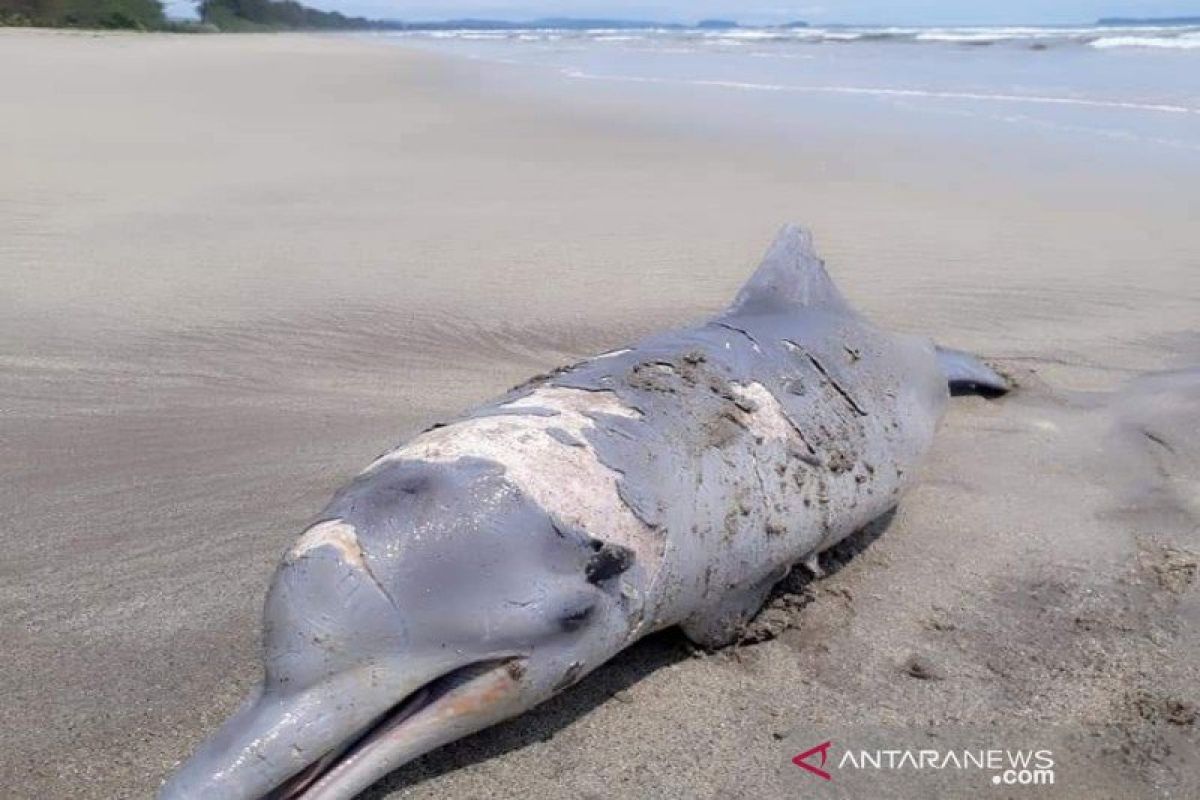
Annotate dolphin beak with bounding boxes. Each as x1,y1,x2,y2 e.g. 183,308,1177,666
159,657,527,800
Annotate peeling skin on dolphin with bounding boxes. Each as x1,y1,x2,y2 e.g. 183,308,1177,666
729,381,800,444
288,520,365,570
369,387,660,571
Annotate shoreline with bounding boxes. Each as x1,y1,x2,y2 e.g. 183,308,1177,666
1,30,1196,799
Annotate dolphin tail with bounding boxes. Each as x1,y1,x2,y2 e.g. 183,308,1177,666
935,346,1009,397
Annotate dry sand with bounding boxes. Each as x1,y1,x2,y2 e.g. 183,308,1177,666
1,30,1197,799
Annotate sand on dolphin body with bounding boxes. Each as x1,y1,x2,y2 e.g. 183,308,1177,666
0,29,1197,800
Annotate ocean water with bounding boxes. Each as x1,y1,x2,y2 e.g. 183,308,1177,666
386,24,1200,166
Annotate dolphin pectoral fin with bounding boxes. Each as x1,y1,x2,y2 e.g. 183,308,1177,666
935,346,1010,398
680,568,786,649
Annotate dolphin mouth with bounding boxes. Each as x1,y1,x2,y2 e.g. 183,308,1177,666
267,656,524,800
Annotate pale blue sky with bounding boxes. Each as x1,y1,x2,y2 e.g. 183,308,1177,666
167,1,1200,25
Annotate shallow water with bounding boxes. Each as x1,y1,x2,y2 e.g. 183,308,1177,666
389,24,1200,165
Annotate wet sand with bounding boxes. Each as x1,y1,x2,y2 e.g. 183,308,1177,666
1,30,1197,799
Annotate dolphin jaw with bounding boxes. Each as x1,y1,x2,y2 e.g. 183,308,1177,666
267,656,527,800
160,655,528,800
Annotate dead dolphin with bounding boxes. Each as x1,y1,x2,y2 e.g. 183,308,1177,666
159,225,1007,799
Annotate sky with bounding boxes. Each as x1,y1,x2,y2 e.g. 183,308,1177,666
167,1,1200,25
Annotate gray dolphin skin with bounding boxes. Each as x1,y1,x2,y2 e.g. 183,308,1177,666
159,225,1007,800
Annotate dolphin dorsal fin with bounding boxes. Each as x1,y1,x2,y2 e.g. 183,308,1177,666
728,225,850,315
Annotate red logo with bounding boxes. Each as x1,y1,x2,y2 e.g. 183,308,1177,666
793,741,833,781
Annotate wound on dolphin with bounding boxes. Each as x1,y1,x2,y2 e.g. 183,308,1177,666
159,225,1008,800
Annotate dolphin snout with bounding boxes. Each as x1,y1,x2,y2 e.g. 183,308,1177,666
159,656,529,800
158,671,385,800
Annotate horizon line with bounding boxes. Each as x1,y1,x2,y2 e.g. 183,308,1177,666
346,15,1200,26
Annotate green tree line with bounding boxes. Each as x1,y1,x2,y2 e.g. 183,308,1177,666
0,0,388,30
198,0,378,30
1,0,167,29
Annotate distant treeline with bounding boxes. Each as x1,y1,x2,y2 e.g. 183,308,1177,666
0,3,814,33
197,0,384,31
0,0,393,30
0,0,168,29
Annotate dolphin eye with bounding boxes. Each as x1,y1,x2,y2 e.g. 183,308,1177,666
559,602,595,632
585,541,634,584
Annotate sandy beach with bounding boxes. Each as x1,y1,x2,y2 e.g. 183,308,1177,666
1,29,1197,798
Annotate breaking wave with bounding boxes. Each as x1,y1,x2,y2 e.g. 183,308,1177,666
1090,33,1200,49
392,24,1200,51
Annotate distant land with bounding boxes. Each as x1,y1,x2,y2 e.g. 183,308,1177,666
198,0,383,31
389,17,683,31
7,3,1200,35
370,17,811,31
1,1,819,33
0,0,385,30
1,0,173,29
1096,16,1200,25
